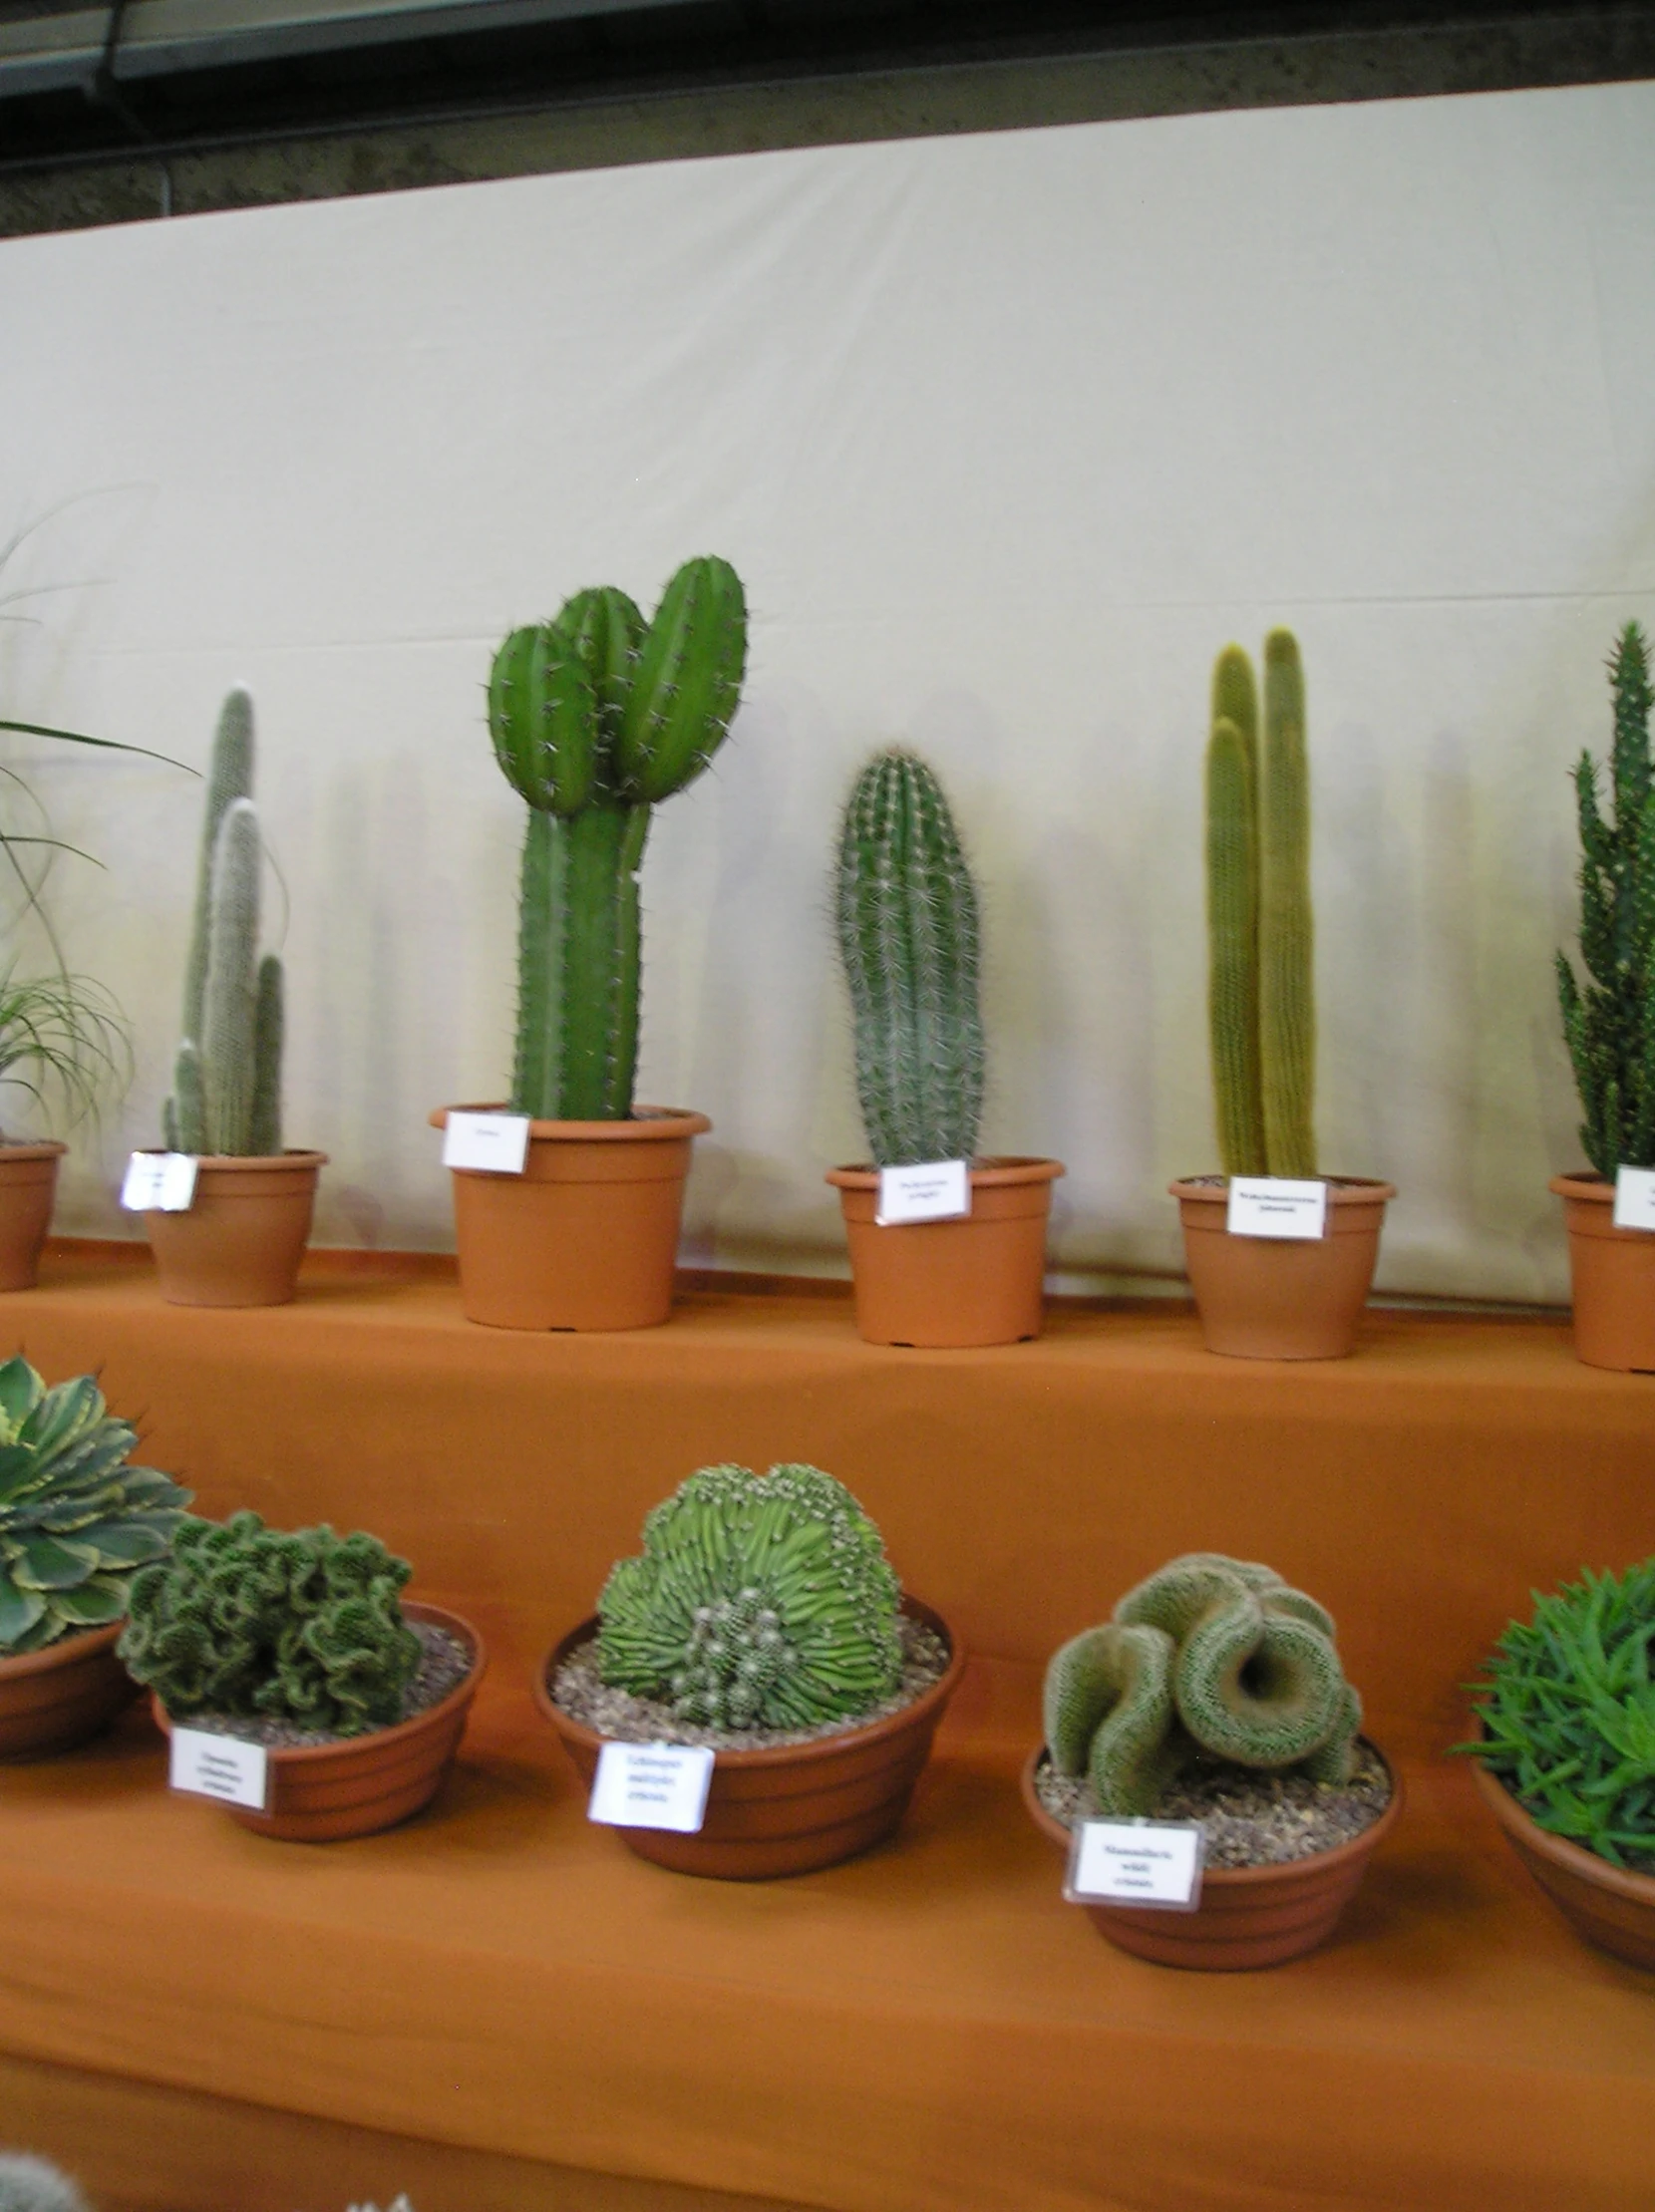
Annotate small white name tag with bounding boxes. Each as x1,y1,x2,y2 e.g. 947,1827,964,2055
587,1740,715,1833
168,1726,269,1810
1613,1166,1655,1231
1226,1175,1327,1240
1065,1818,1204,1911
121,1151,198,1213
442,1110,530,1175
875,1158,970,1227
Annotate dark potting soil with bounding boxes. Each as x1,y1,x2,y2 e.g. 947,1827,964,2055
165,1621,472,1749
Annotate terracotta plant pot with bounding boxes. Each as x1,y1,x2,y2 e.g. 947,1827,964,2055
1473,1757,1655,1969
826,1157,1065,1348
1022,1744,1400,1970
143,1150,327,1309
431,1105,709,1332
150,1601,484,1843
536,1597,965,1879
1168,1175,1396,1360
1549,1171,1655,1372
0,1621,140,1760
0,1139,66,1292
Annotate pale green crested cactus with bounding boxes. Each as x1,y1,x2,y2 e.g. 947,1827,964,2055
0,2154,93,2212
834,751,985,1166
488,558,746,1121
1043,1620,1185,1816
596,1462,903,1731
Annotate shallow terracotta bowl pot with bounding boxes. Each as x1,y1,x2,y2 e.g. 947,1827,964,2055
0,1621,139,1760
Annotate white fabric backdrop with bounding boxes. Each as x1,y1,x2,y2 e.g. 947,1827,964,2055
2,80,1653,1302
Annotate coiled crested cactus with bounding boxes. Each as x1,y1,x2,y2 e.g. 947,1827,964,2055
488,557,747,1121
1205,632,1315,1178
0,1355,191,1655
1044,1552,1361,1816
119,1510,422,1737
596,1462,903,1731
835,750,985,1166
1556,622,1655,1175
163,687,283,1156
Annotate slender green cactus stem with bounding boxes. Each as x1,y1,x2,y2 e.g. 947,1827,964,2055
199,799,259,1156
1258,630,1315,1177
513,802,650,1120
182,688,253,1048
1206,645,1265,1176
249,953,283,1156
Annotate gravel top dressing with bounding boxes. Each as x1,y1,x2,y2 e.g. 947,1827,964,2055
1035,1740,1393,1869
551,1613,949,1749
165,1621,473,1749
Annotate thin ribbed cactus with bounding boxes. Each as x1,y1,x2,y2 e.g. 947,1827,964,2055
488,558,746,1120
1204,630,1315,1178
834,751,985,1166
163,690,284,1156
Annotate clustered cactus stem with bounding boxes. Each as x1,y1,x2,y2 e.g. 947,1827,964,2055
1556,621,1655,1176
488,558,747,1121
834,750,986,1166
1205,631,1316,1178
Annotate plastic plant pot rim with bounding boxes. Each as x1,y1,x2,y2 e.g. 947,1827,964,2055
130,1148,329,1171
430,1106,711,1143
0,1618,124,1679
1168,1174,1396,1207
0,1141,67,1161
827,1157,1065,1191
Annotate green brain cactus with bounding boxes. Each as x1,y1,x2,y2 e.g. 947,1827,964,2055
0,1355,191,1654
119,1510,422,1737
596,1462,903,1731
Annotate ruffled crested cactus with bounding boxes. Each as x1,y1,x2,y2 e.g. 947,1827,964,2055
596,1462,903,1730
1044,1552,1361,1815
1556,621,1655,1174
488,557,747,1121
163,687,283,1156
0,1355,191,1654
1205,631,1316,1178
834,750,985,1165
119,1510,421,1737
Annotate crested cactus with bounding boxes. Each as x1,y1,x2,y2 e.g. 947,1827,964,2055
596,1462,903,1731
119,1510,422,1737
163,689,284,1156
1205,631,1316,1178
1044,1552,1362,1816
834,750,985,1166
488,557,746,1120
0,1356,191,1654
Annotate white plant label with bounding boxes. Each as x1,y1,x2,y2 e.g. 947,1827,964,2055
1225,1175,1328,1241
875,1158,970,1227
588,1741,715,1833
120,1151,198,1213
1613,1166,1655,1231
1065,1818,1204,1911
442,1110,530,1175
168,1727,269,1811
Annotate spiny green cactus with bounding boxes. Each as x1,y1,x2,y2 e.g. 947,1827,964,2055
119,1510,421,1737
1044,1552,1361,1816
1205,631,1316,1178
0,1355,191,1654
488,558,746,1121
163,689,284,1156
596,1462,903,1731
1556,622,1655,1174
834,750,985,1166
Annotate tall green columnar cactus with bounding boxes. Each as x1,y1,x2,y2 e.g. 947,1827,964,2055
1556,622,1655,1175
488,558,747,1121
1204,631,1316,1177
834,751,985,1166
163,689,284,1155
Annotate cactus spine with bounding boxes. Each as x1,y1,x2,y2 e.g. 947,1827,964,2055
163,690,283,1156
488,560,746,1120
1204,630,1315,1177
834,751,985,1166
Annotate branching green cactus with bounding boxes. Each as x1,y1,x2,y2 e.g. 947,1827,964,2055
1044,1552,1362,1815
488,558,747,1121
163,689,284,1155
834,750,986,1166
596,1462,903,1731
1556,622,1655,1174
0,1355,191,1654
1205,631,1316,1178
119,1510,421,1737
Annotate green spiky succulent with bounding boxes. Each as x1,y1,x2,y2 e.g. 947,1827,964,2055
0,1355,191,1655
596,1462,903,1731
119,1509,422,1737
